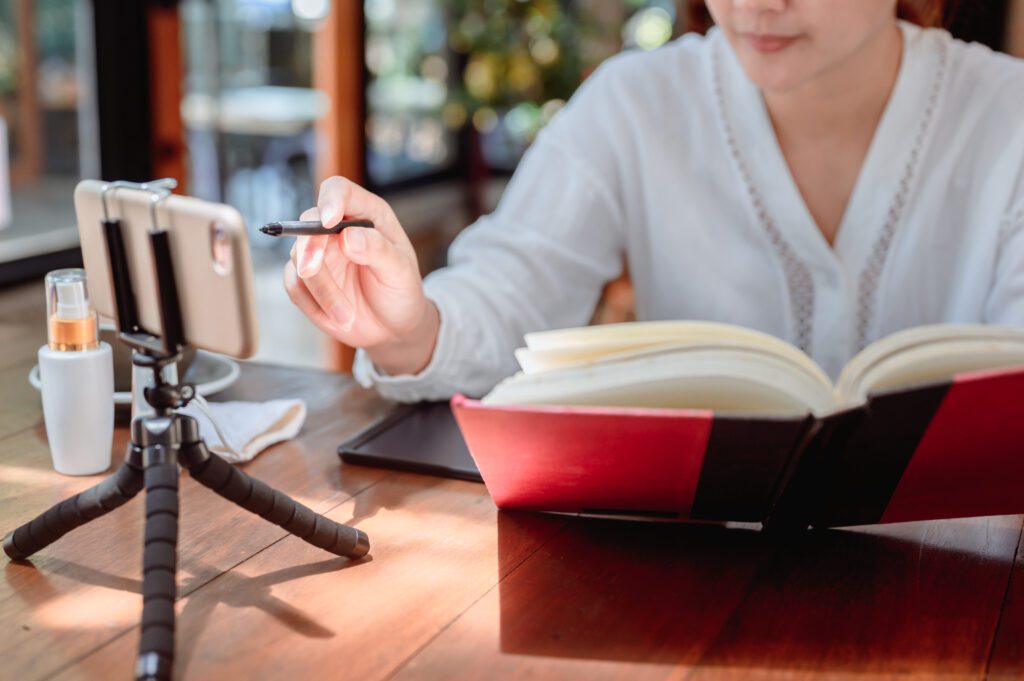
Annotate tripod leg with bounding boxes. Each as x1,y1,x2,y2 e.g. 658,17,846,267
135,452,178,681
182,442,369,559
3,448,144,560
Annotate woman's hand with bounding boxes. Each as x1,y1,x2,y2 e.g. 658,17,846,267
283,176,440,375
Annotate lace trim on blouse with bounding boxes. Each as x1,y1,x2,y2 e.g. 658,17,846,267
853,40,949,351
711,48,815,355
711,33,949,356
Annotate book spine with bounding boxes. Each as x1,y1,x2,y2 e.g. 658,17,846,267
761,409,867,532
688,415,815,523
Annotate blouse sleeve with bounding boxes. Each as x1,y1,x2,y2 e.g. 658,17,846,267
352,67,629,402
984,196,1024,327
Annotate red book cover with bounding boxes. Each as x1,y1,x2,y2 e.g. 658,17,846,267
451,366,1024,527
451,396,810,521
804,366,1024,527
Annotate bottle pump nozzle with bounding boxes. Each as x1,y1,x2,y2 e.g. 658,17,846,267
46,269,98,351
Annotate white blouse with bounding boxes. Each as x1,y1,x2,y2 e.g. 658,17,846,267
353,20,1024,402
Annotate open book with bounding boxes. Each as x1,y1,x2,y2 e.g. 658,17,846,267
481,320,1024,416
451,321,1024,528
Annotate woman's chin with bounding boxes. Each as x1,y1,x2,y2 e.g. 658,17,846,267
735,56,815,94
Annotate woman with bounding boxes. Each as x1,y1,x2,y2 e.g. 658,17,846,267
283,0,1024,402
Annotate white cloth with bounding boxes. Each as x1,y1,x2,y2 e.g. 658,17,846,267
178,398,307,463
354,21,1024,402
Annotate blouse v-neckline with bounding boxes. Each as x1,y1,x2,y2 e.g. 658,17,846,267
709,20,949,352
712,21,940,269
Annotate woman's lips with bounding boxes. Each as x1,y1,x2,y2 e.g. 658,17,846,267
743,33,800,53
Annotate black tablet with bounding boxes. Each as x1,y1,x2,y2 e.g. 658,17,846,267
337,400,482,483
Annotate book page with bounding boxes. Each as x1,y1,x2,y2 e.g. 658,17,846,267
836,325,1024,404
484,344,838,416
517,320,830,386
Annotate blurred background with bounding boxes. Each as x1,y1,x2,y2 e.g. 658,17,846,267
1,0,1022,371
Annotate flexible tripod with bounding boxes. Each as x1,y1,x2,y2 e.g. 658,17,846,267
2,180,369,681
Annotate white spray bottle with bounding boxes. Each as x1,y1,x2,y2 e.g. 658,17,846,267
37,268,114,475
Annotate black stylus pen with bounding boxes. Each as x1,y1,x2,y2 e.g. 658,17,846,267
260,219,375,236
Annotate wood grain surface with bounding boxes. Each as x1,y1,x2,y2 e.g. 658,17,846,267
1,280,1021,680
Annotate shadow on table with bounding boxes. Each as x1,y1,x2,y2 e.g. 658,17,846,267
6,552,369,678
496,511,1019,675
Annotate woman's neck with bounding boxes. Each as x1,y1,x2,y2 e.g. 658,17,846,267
763,22,904,145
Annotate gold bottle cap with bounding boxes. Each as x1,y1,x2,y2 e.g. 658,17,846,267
45,269,99,352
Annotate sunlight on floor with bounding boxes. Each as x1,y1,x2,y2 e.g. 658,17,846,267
35,587,140,630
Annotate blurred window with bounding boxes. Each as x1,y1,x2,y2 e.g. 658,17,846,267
0,0,98,263
180,0,324,259
364,0,679,186
364,0,455,186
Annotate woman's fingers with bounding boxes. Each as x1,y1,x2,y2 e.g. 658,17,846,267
298,239,356,331
341,226,418,289
295,235,328,278
282,260,348,339
318,176,375,226
287,178,424,343
292,206,355,280
297,177,417,281
293,207,331,278
318,176,409,247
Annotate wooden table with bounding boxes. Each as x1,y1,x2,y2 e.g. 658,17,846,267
1,280,1022,680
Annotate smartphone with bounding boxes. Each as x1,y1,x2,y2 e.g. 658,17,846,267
73,179,258,359
338,401,482,483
